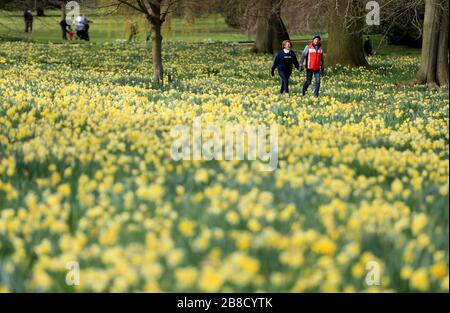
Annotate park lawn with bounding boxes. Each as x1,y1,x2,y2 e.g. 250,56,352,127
0,37,447,292
0,10,319,43
0,9,419,59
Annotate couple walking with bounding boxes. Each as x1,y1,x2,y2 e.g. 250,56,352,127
271,34,324,97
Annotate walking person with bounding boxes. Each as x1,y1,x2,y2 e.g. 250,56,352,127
24,9,33,33
300,34,324,98
271,40,300,94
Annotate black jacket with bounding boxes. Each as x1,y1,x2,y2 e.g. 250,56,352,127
271,50,300,74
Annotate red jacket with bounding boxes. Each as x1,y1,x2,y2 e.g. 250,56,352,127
306,44,323,71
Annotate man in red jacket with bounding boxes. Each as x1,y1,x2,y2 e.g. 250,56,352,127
299,34,324,98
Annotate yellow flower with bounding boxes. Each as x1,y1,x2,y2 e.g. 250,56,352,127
199,267,224,292
31,270,53,290
411,213,428,235
226,211,240,225
236,254,260,274
143,281,160,292
391,179,403,195
247,219,261,232
175,267,198,289
313,238,337,255
136,184,164,202
270,272,286,287
57,184,71,198
400,266,413,280
235,233,252,250
417,234,430,248
352,264,365,278
176,185,185,195
166,249,184,267
178,219,195,237
410,269,429,291
112,183,123,194
439,184,448,196
195,169,209,183
430,263,447,279
441,276,449,291
34,239,52,255
99,223,120,246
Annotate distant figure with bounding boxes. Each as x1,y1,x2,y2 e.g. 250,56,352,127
84,16,91,41
60,17,71,41
24,9,33,33
126,18,139,42
75,15,91,41
364,36,373,57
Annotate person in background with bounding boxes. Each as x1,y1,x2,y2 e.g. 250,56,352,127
271,40,300,94
75,14,91,41
75,14,85,40
24,9,33,33
84,15,91,41
60,17,71,41
364,36,373,57
299,34,324,98
126,17,139,42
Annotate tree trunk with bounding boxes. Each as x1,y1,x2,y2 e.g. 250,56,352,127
327,0,368,67
254,0,272,53
436,1,449,86
253,0,289,54
151,22,164,86
417,0,449,88
269,5,289,53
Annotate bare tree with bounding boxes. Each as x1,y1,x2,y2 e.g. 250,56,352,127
115,0,182,86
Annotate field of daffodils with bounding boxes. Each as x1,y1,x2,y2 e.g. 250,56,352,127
0,41,448,292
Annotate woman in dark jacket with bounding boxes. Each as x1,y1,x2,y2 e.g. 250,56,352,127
271,40,300,94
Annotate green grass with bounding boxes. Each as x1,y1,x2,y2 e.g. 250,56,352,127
0,9,422,62
0,10,324,44
0,11,251,43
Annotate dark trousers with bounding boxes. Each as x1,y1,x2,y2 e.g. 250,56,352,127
25,21,32,32
77,30,89,41
302,69,321,97
62,28,68,40
278,70,291,94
